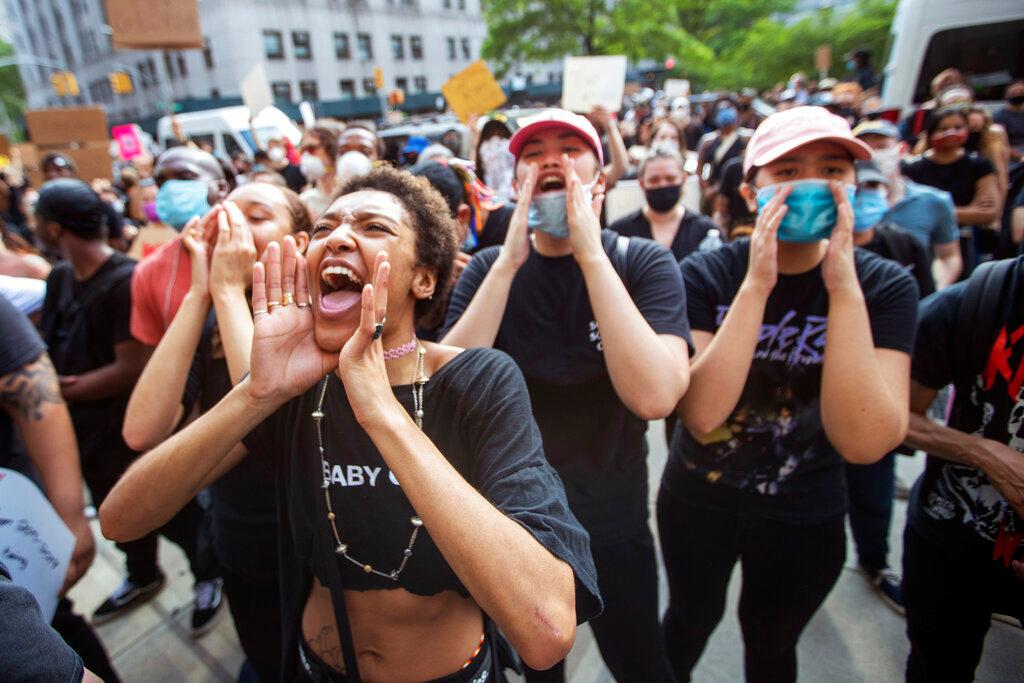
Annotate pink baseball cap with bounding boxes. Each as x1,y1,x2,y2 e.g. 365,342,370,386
508,109,604,166
743,106,872,176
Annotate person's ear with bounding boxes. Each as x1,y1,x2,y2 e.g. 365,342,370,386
592,170,607,197
411,265,437,303
740,183,758,213
292,231,310,254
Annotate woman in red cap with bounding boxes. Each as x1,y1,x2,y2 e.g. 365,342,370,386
442,108,691,682
658,106,918,682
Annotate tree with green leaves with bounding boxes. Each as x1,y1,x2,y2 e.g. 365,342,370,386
0,41,26,140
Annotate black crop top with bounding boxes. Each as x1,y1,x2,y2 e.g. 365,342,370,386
242,348,601,676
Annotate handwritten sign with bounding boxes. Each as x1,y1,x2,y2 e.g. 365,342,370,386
442,61,508,123
104,0,204,49
0,468,74,622
240,62,274,115
561,55,627,113
112,124,144,160
26,107,109,146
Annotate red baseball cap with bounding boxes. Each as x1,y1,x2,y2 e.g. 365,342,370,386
743,106,872,176
508,109,604,166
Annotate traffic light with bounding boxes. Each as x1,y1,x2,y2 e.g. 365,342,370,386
51,71,79,97
374,67,385,91
109,72,134,95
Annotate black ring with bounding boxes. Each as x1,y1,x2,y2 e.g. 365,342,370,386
372,322,384,340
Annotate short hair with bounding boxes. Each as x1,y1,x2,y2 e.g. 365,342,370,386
638,144,686,179
278,185,313,234
926,107,968,139
334,167,457,325
41,152,75,174
411,162,466,218
309,125,340,159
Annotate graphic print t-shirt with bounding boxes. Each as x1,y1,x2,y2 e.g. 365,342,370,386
910,257,1024,565
664,240,918,521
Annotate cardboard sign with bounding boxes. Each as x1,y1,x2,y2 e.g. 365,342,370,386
66,144,114,182
112,124,144,160
104,0,204,50
14,143,42,188
0,468,74,622
0,134,9,157
26,107,109,147
441,61,508,123
240,62,273,116
561,55,627,113
664,79,691,99
815,45,832,73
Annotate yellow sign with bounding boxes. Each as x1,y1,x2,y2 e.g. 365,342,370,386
441,60,507,123
373,67,385,91
50,71,79,97
110,71,134,94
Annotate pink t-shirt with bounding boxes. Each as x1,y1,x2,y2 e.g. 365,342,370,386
130,237,192,346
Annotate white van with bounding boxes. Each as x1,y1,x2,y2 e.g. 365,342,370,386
156,106,302,160
881,0,1023,117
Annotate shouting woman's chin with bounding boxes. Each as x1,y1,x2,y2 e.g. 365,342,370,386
312,314,359,353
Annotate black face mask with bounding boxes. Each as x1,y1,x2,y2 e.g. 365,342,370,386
966,131,982,151
645,185,682,212
1009,95,1024,106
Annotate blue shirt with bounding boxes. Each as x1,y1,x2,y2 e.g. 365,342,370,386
884,179,958,249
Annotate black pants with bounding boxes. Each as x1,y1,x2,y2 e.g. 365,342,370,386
87,473,218,585
903,523,1024,682
846,453,896,573
222,566,283,683
657,483,846,683
51,598,121,683
524,524,674,683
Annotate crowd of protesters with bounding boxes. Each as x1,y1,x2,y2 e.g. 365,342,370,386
1,51,1022,683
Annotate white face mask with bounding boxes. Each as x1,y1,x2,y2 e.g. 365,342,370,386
300,153,326,180
336,151,372,184
267,147,286,163
872,146,901,178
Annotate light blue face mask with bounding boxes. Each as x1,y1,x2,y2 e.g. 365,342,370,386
853,188,889,232
527,180,597,239
756,179,857,243
156,179,212,231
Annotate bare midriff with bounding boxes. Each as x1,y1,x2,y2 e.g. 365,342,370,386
301,576,484,682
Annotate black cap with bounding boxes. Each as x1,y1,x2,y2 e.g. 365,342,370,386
411,161,465,218
36,178,108,238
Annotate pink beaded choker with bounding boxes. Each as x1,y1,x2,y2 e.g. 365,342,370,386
383,336,418,360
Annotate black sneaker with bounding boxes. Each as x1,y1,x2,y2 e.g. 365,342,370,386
868,568,906,616
191,577,224,637
92,573,166,624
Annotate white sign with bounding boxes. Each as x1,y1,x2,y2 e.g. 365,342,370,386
298,101,316,129
664,79,691,98
240,62,274,116
0,468,74,622
561,55,628,113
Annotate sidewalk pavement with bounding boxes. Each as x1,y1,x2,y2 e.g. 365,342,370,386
68,420,1023,681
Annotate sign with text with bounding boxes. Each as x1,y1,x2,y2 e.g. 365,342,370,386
26,107,109,147
112,124,144,160
441,60,508,123
0,468,74,622
561,55,627,113
664,79,691,99
104,0,204,50
240,62,273,116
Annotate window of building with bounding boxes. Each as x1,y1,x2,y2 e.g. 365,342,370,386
461,37,471,60
334,33,351,59
443,0,450,7
446,37,456,60
146,57,157,86
203,37,214,68
264,30,284,59
410,35,423,60
293,31,312,60
339,79,356,99
457,0,465,9
413,76,427,92
396,77,408,92
177,53,188,77
300,80,319,101
136,61,148,89
163,51,175,80
362,77,377,95
391,35,404,60
357,33,373,61
272,81,292,102
211,87,221,98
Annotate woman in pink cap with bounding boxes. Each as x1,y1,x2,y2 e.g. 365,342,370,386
658,106,919,682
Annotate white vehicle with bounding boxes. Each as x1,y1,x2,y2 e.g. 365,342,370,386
156,106,302,159
881,0,1023,117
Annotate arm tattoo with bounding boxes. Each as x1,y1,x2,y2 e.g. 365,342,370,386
0,354,63,422
306,624,345,672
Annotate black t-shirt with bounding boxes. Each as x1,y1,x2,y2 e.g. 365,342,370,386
698,131,749,185
902,153,995,210
182,316,278,582
718,156,754,227
994,107,1024,148
861,222,936,299
242,348,600,678
40,252,137,477
909,257,1024,562
608,208,720,262
0,294,47,473
476,203,515,252
663,240,918,522
441,231,692,542
279,163,307,194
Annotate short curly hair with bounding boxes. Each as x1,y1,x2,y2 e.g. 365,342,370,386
334,166,458,324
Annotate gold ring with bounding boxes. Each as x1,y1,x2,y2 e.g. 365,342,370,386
282,292,295,306
253,308,268,316
267,300,281,309
297,302,310,308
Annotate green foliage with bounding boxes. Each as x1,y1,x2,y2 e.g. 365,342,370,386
0,41,26,138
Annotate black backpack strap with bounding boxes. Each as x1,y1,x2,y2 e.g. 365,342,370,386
953,258,1016,392
611,234,630,285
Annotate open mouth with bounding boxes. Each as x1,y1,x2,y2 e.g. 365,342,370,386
537,174,566,193
319,264,365,316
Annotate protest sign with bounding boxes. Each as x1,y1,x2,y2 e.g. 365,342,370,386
25,107,108,147
104,0,204,50
112,124,145,160
240,62,274,116
561,55,627,113
0,468,74,622
299,101,316,129
664,79,691,98
441,61,508,123
66,144,114,182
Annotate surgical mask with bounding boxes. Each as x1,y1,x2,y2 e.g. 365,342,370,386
853,187,889,232
110,198,125,214
717,107,738,127
336,151,372,184
930,129,967,152
756,179,857,243
156,179,212,231
300,153,326,180
1009,95,1024,107
872,147,901,178
267,147,286,163
143,200,160,224
644,185,682,212
528,179,597,238
846,59,856,71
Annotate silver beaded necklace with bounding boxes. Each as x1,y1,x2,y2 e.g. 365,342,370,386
313,344,428,581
